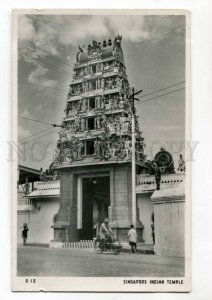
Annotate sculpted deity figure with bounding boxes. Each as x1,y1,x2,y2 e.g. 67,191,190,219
72,140,78,160
124,139,132,160
96,116,101,129
70,123,75,134
107,117,116,134
113,96,118,109
101,78,105,89
119,97,124,109
101,114,107,129
84,66,89,76
96,63,102,73
120,114,127,132
94,139,101,157
77,141,84,159
64,148,72,163
76,101,81,113
95,96,101,108
75,118,81,132
107,77,113,89
83,81,89,92
110,141,116,159
101,96,105,109
80,118,86,132
81,98,87,112
115,76,123,88
96,78,101,90
115,117,121,134
60,128,68,142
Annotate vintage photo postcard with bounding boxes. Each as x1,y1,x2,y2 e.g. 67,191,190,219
12,9,191,292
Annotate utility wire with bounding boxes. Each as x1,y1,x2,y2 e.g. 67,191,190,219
18,53,72,78
18,115,63,128
135,87,185,105
19,128,59,144
19,39,75,67
138,81,185,99
19,39,75,68
18,127,54,142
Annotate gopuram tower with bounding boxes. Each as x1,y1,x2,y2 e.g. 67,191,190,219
53,35,146,243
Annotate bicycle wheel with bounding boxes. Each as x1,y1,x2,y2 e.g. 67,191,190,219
94,239,104,254
111,247,120,255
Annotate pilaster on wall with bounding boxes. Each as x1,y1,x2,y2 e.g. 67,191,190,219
113,164,132,227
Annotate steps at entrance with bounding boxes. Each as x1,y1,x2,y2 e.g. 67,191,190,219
63,240,94,248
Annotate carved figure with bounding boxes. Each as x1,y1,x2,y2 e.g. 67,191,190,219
101,114,107,129
95,116,101,129
101,78,105,89
95,96,101,108
77,141,84,159
94,139,101,157
124,139,132,160
75,118,81,132
96,63,102,73
81,118,86,131
81,98,87,112
96,78,101,90
178,154,185,172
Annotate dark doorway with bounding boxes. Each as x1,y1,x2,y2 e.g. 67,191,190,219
87,117,95,130
86,140,94,155
81,176,110,240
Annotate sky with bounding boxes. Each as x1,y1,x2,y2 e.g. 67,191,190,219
17,14,186,170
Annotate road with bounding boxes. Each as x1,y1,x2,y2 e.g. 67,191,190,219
17,246,184,277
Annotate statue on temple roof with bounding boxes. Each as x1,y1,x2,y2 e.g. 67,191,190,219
108,38,112,47
103,40,107,48
114,34,122,47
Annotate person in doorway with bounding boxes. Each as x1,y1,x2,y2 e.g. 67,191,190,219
128,224,137,254
99,218,113,249
21,224,29,246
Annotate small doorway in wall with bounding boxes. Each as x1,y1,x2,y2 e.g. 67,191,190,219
89,98,95,110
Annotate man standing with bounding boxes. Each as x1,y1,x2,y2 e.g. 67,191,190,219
128,224,137,254
21,224,29,246
99,218,113,248
152,160,161,190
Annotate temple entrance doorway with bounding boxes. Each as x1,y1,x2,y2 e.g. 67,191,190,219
79,176,110,240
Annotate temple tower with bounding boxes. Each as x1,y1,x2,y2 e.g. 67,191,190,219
53,35,145,243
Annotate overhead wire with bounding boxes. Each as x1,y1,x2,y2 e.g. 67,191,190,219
135,87,185,105
19,39,75,68
18,127,54,142
18,53,72,78
19,39,75,67
137,81,185,99
18,115,63,127
19,128,59,144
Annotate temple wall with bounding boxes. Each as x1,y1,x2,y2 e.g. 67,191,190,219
17,198,59,244
152,194,185,257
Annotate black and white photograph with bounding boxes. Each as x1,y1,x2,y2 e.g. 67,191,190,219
12,9,191,292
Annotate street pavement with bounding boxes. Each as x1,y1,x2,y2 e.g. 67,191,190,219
17,246,184,277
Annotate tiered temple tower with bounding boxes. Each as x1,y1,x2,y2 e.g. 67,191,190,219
53,35,146,243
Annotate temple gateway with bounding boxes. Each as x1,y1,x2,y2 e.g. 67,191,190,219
48,36,185,256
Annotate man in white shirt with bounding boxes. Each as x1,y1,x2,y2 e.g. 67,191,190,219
128,224,137,254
